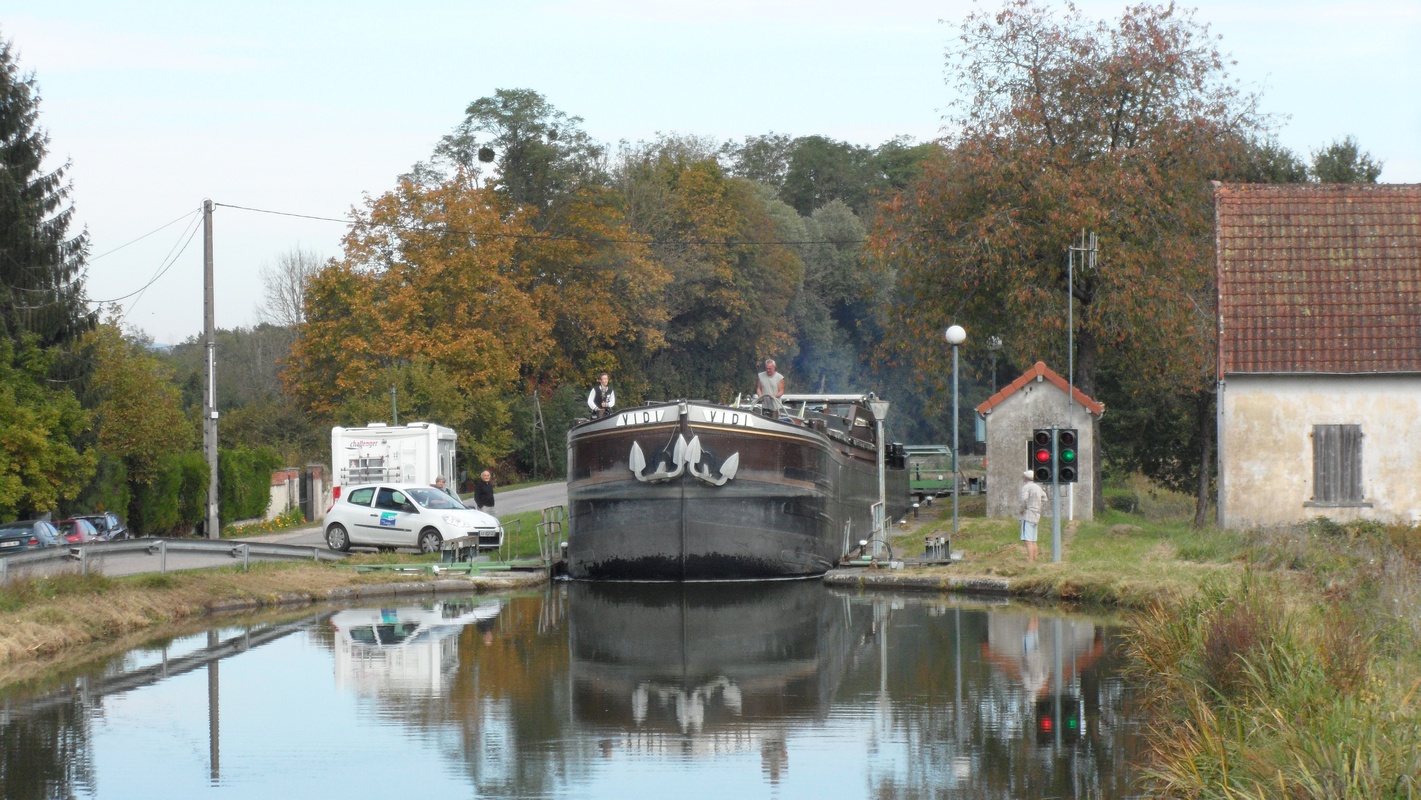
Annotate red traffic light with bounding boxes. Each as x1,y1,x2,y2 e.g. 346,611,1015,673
1034,448,1051,464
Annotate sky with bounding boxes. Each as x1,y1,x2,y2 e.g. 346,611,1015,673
5,0,1419,342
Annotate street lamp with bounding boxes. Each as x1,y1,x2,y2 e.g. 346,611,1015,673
945,325,966,540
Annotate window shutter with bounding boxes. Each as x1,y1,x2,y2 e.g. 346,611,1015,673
1312,424,1362,504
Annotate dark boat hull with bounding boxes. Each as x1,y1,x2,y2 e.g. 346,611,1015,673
565,399,907,581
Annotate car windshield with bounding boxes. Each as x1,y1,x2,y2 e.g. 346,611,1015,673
406,488,467,510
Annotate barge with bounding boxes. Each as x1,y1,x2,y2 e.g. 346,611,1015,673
565,393,910,581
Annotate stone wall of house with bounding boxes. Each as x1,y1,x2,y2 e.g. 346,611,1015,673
1218,374,1421,528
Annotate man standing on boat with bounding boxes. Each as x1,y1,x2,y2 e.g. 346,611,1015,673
587,372,615,419
1018,470,1047,562
755,359,785,415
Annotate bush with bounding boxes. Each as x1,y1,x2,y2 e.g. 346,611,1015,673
129,454,184,534
218,446,282,525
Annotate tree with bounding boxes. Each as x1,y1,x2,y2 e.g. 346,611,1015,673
1310,135,1383,183
0,37,92,349
425,88,606,216
81,322,194,485
780,135,876,216
285,177,548,466
0,336,93,519
720,133,795,192
872,1,1267,523
256,247,325,329
615,138,800,401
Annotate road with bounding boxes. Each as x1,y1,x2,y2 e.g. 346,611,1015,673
248,482,569,548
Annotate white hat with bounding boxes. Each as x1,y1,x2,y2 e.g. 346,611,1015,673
1022,470,1034,479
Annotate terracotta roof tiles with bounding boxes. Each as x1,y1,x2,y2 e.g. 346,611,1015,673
1214,183,1421,375
975,361,1105,417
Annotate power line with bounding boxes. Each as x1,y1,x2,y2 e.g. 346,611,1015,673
88,212,204,305
213,202,869,248
88,206,203,262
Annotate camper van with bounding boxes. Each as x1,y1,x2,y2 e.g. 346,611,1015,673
331,422,457,497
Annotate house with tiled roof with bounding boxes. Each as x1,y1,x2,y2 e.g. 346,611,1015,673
975,361,1105,521
1214,183,1421,528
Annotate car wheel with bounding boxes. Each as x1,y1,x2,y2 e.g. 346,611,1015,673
418,528,442,554
326,523,351,552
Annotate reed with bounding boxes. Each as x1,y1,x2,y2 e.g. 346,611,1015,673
1119,524,1421,797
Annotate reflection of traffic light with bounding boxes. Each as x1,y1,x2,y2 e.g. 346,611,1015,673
1029,430,1052,481
1035,695,1082,745
1058,429,1078,483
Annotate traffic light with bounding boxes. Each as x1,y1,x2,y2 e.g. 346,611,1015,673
1058,428,1079,483
1029,430,1052,481
1027,428,1080,483
1035,695,1083,745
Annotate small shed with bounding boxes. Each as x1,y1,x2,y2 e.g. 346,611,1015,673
976,361,1105,521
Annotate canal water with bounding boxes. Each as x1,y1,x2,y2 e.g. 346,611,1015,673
0,582,1149,799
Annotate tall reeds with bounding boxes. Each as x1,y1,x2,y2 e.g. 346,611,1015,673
1126,520,1421,798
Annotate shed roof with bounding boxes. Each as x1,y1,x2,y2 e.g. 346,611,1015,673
975,361,1105,417
1214,183,1421,376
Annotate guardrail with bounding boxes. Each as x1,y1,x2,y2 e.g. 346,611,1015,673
0,538,345,584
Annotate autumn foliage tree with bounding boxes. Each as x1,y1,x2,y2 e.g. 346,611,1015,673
285,176,545,467
872,1,1265,522
616,138,800,401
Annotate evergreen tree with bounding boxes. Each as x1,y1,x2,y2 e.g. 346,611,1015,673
0,36,91,348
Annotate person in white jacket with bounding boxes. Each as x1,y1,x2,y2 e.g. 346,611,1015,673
587,372,615,419
1018,470,1048,562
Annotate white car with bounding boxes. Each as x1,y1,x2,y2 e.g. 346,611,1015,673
324,483,503,554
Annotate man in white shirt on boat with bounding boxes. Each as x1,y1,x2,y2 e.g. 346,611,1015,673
587,372,615,419
755,359,785,416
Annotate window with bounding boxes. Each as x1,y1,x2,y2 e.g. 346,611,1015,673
375,488,407,511
1312,424,1363,504
346,487,375,506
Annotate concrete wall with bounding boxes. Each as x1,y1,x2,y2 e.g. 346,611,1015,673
980,378,1098,521
262,465,329,524
1218,374,1421,528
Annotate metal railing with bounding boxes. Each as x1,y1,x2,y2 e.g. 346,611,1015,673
536,505,566,564
0,538,345,584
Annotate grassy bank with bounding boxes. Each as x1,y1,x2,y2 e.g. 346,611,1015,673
899,490,1421,797
0,560,534,687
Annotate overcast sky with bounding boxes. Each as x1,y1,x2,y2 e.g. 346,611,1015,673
6,0,1419,342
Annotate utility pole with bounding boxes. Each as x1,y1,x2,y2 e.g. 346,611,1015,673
203,200,219,540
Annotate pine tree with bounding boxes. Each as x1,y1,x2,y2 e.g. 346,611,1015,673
0,35,92,348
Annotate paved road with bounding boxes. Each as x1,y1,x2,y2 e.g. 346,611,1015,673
248,482,569,548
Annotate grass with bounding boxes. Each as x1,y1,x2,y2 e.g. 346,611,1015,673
900,486,1421,797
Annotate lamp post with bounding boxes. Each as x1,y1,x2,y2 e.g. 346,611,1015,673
945,325,966,539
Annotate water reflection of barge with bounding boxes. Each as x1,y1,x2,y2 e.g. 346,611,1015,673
565,394,910,581
567,581,865,742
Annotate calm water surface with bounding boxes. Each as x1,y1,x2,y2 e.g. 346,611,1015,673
1,582,1150,799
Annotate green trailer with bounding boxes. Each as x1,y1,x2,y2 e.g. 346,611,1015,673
905,445,954,502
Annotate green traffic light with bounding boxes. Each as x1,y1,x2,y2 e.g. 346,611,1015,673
1061,449,1076,462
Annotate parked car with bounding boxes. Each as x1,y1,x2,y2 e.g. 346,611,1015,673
74,512,129,540
55,518,100,544
324,483,503,554
0,520,61,553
